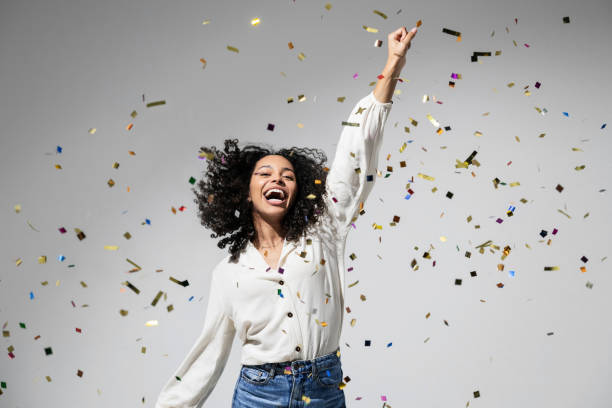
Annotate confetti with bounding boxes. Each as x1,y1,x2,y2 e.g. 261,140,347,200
146,100,166,108
373,10,387,19
442,28,462,41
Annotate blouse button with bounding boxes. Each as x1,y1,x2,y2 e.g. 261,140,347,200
287,312,293,318
279,280,284,285
295,346,301,352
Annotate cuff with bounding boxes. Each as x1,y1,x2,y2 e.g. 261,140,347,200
368,90,394,106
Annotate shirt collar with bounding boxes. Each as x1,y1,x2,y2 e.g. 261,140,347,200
238,236,300,269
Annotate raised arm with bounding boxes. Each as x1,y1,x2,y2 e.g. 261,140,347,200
324,26,418,234
155,265,235,408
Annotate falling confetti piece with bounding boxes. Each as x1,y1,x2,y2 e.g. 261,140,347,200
146,100,166,108
226,45,239,53
442,28,461,38
251,17,260,26
373,10,387,19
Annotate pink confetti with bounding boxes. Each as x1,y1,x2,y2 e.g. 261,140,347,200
353,73,359,79
524,43,530,48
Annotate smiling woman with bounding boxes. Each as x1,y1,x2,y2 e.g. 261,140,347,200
193,140,329,263
159,24,415,408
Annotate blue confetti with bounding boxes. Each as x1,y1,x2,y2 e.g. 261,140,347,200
57,255,66,262
387,342,393,347
56,146,62,153
404,193,412,200
602,123,607,129
145,219,151,225
562,112,569,117
366,175,374,182
326,370,330,377
29,291,34,300
509,270,515,277
188,295,194,301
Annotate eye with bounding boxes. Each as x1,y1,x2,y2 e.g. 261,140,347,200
284,175,295,180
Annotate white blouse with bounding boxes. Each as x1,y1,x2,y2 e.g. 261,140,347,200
155,90,393,408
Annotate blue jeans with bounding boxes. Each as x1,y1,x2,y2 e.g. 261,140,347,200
232,348,346,407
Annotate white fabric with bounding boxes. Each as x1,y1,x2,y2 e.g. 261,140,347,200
155,90,393,407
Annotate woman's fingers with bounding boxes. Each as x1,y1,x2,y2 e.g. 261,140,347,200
403,27,417,43
388,26,418,58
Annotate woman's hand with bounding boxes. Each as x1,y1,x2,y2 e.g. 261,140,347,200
373,26,418,103
386,26,417,70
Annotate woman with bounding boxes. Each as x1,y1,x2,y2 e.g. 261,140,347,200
155,25,418,408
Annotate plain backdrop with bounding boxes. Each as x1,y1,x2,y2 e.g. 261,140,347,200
1,0,611,407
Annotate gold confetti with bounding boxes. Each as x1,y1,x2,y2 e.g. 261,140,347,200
145,320,158,327
104,245,119,251
373,10,388,19
426,114,440,127
474,131,483,137
297,52,305,61
250,17,260,26
226,45,239,53
417,172,435,181
557,209,571,219
362,25,378,33
202,19,210,25
88,128,97,134
146,100,165,108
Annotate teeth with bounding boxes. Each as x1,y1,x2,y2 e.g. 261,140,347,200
265,188,285,199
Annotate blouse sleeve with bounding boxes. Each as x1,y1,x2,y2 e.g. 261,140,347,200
155,265,235,408
324,90,393,235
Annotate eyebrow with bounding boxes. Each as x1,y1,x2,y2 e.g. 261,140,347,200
255,165,295,173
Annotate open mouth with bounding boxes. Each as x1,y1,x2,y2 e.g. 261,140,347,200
263,188,287,206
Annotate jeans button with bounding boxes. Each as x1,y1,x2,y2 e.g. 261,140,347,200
295,346,301,352
287,312,293,318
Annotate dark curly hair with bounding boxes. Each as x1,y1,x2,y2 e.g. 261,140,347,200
193,138,330,262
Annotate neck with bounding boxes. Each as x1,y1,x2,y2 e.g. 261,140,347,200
252,212,285,249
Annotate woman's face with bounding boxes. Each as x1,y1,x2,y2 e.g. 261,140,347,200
248,154,297,223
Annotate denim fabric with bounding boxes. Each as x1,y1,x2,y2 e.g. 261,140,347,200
232,348,346,407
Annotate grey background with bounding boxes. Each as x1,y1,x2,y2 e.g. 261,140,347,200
1,0,611,406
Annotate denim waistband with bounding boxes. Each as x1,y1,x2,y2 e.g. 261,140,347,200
242,347,341,376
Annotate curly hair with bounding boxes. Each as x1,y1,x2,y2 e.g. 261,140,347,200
193,138,330,262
